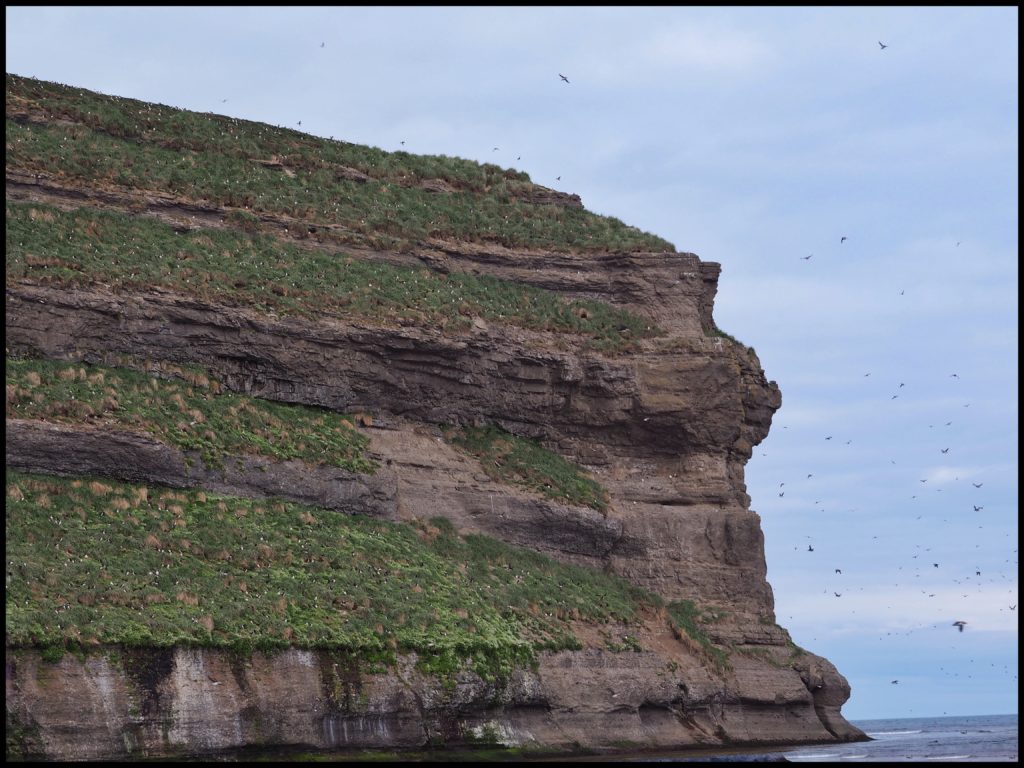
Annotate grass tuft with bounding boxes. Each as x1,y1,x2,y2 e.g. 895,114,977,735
445,424,609,512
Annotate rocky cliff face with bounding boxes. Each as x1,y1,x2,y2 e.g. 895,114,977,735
6,159,864,758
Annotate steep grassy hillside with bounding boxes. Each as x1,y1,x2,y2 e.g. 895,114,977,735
6,201,660,352
6,470,686,683
6,73,674,254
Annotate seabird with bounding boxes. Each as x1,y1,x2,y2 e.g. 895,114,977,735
559,73,570,83
493,147,499,151
802,254,813,260
807,545,814,552
952,621,967,632
879,41,888,50
779,492,785,497
841,236,848,243
835,569,842,574
825,436,833,440
556,176,561,180
834,592,841,597
973,506,983,512
891,679,899,684
320,42,325,48
972,483,983,488
941,448,950,453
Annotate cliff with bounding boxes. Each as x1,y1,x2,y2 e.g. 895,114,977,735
5,73,865,759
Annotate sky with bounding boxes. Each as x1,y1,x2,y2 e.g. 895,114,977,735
5,6,1018,722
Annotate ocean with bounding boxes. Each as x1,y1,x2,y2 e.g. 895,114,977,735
546,713,1018,763
779,713,1018,763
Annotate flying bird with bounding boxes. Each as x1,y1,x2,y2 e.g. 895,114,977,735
556,176,561,180
835,569,842,574
941,448,950,453
952,621,967,632
834,592,842,597
400,141,405,145
297,121,302,126
493,147,499,151
891,680,899,684
320,42,325,48
825,436,833,440
801,254,813,260
841,236,847,243
807,545,814,552
973,506,983,512
879,41,888,50
972,483,983,488
779,492,785,497
559,73,570,83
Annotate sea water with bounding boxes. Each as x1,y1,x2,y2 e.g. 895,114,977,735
781,713,1018,762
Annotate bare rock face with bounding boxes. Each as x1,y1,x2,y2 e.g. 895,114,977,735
6,637,856,761
4,190,864,755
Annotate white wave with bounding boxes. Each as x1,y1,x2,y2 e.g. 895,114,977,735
867,729,923,736
922,757,971,761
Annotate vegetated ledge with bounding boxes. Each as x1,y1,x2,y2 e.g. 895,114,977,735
4,418,397,517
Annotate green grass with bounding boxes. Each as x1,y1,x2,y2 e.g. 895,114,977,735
6,73,675,254
445,424,609,512
5,356,375,473
5,472,669,684
665,600,732,671
6,201,660,353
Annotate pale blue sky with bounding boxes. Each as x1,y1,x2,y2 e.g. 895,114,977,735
6,6,1017,721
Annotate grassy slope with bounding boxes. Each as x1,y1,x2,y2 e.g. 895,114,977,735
6,73,674,254
5,356,375,473
6,200,659,352
6,470,666,682
6,356,611,508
